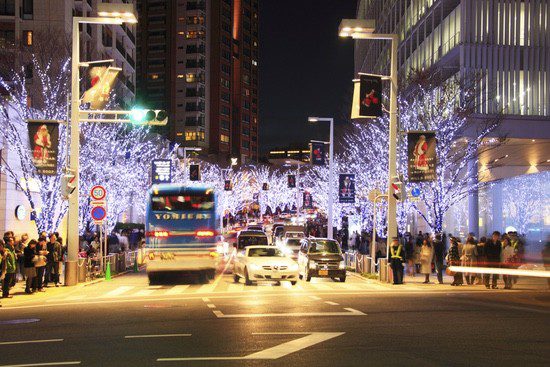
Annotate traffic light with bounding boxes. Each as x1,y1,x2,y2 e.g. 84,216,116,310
61,170,76,199
224,180,232,191
391,176,406,201
189,164,200,181
129,108,168,125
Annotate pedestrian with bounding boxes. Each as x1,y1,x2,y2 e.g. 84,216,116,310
405,235,415,276
2,237,16,299
45,233,62,287
484,231,502,289
501,237,516,289
0,240,6,305
420,239,434,283
389,237,405,285
34,237,48,292
15,233,29,282
461,238,478,285
413,238,422,274
474,237,487,285
447,238,463,286
23,240,37,294
433,233,445,284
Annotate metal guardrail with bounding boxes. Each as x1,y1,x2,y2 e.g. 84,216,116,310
78,250,144,281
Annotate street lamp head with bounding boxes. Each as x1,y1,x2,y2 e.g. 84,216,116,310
308,117,319,123
97,3,138,23
338,19,376,38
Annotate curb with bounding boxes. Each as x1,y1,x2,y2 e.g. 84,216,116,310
81,267,143,287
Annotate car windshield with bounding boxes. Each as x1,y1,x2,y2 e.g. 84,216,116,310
286,239,301,247
238,236,268,249
248,247,284,257
308,240,341,254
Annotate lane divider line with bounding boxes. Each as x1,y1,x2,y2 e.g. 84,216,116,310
309,295,322,301
0,362,80,367
211,308,365,318
324,301,339,306
0,339,63,346
125,334,191,339
206,303,216,309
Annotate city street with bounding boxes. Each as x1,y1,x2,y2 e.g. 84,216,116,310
1,271,549,367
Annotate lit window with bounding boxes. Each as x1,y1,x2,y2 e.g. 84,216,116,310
150,74,159,80
178,31,184,35
252,60,258,66
23,30,32,46
177,74,184,78
220,134,229,143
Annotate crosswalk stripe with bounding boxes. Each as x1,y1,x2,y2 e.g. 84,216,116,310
227,284,244,293
100,286,134,298
134,289,156,297
196,284,216,293
164,285,190,295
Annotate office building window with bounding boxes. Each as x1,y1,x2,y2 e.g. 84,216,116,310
220,134,229,143
242,140,250,149
221,119,230,130
187,16,205,25
220,105,230,116
0,0,15,16
0,30,14,47
221,64,231,75
22,0,32,19
221,92,230,103
22,30,32,46
186,30,205,39
221,78,230,88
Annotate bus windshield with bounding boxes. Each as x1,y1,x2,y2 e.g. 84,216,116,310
152,193,214,211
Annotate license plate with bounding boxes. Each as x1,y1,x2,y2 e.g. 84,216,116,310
319,269,328,276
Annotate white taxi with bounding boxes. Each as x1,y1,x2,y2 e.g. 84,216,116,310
233,245,299,285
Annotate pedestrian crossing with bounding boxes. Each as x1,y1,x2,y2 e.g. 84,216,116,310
51,280,381,302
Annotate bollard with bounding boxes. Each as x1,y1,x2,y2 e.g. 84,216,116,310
105,261,112,281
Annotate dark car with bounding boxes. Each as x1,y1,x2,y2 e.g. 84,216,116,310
297,238,346,282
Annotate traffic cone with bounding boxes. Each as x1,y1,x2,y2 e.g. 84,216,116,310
133,256,139,273
105,261,112,281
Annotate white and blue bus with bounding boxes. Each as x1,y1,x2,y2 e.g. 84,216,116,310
145,184,219,283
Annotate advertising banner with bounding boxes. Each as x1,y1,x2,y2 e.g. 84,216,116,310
224,180,232,191
81,66,120,110
407,132,437,182
310,141,326,166
288,174,296,188
302,192,314,209
27,120,60,176
152,159,172,184
189,164,200,181
262,183,269,191
351,74,383,119
338,173,355,203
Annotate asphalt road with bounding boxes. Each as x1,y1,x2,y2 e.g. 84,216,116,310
0,272,549,367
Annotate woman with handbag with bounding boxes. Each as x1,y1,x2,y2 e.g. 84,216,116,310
501,237,517,289
461,238,478,285
420,239,434,283
447,238,463,286
23,240,38,294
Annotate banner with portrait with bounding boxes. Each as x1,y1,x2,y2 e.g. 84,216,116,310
407,132,437,182
288,174,296,188
27,120,60,176
302,192,313,209
351,74,383,119
310,141,326,166
338,174,355,203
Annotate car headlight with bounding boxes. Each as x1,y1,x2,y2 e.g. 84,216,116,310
308,261,317,269
280,247,293,256
339,261,346,269
249,264,261,271
289,263,299,271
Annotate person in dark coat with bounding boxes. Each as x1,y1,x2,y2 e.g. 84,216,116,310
23,240,38,294
433,233,446,284
484,231,502,289
447,237,462,286
45,234,62,287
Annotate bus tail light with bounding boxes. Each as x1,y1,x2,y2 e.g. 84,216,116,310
146,231,170,238
196,230,215,237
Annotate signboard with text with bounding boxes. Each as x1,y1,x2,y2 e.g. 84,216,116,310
152,159,172,184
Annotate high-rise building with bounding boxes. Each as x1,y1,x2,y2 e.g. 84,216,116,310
136,0,259,162
353,0,550,238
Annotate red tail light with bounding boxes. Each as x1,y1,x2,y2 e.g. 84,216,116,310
196,230,215,237
146,231,170,238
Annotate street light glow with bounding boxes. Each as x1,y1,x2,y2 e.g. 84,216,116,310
97,3,138,23
308,117,319,122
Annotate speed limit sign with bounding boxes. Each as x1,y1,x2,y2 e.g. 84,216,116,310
90,185,106,201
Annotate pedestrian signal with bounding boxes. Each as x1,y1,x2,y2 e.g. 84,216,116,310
61,170,76,199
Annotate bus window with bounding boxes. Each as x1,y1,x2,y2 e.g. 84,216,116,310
152,194,214,211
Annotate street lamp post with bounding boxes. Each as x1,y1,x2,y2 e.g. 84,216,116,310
308,117,334,239
66,4,137,286
338,19,399,259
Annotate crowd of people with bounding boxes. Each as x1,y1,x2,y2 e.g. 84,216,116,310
0,231,65,307
388,230,526,288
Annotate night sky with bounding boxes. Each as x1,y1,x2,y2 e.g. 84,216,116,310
259,0,357,154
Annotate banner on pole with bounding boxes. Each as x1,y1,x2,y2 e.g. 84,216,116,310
302,192,313,209
338,173,356,203
310,141,326,166
407,132,437,182
189,164,200,181
351,74,383,119
288,174,296,188
81,65,120,110
224,180,232,191
152,159,172,184
27,120,60,176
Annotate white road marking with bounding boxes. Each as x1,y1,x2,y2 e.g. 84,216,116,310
157,332,345,361
202,297,210,302
197,284,216,293
148,286,162,289
125,334,191,339
310,283,333,290
134,289,156,297
211,308,365,318
325,301,339,306
309,295,321,300
100,286,134,298
0,339,63,346
164,285,189,295
206,303,216,309
0,363,80,367
227,284,244,293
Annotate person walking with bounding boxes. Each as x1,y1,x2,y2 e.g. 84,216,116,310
34,237,48,292
433,234,445,284
420,239,434,283
15,233,29,282
461,238,478,285
23,240,38,294
389,237,405,285
2,237,16,299
501,237,516,289
484,231,502,289
447,238,463,286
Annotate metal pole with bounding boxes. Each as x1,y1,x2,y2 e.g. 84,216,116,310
386,36,399,258
371,194,388,273
327,118,334,239
65,18,80,286
99,224,103,273
183,148,187,185
296,163,301,218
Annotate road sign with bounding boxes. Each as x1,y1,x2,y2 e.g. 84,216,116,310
90,185,106,200
152,159,172,184
90,200,107,207
411,187,421,197
91,206,107,222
